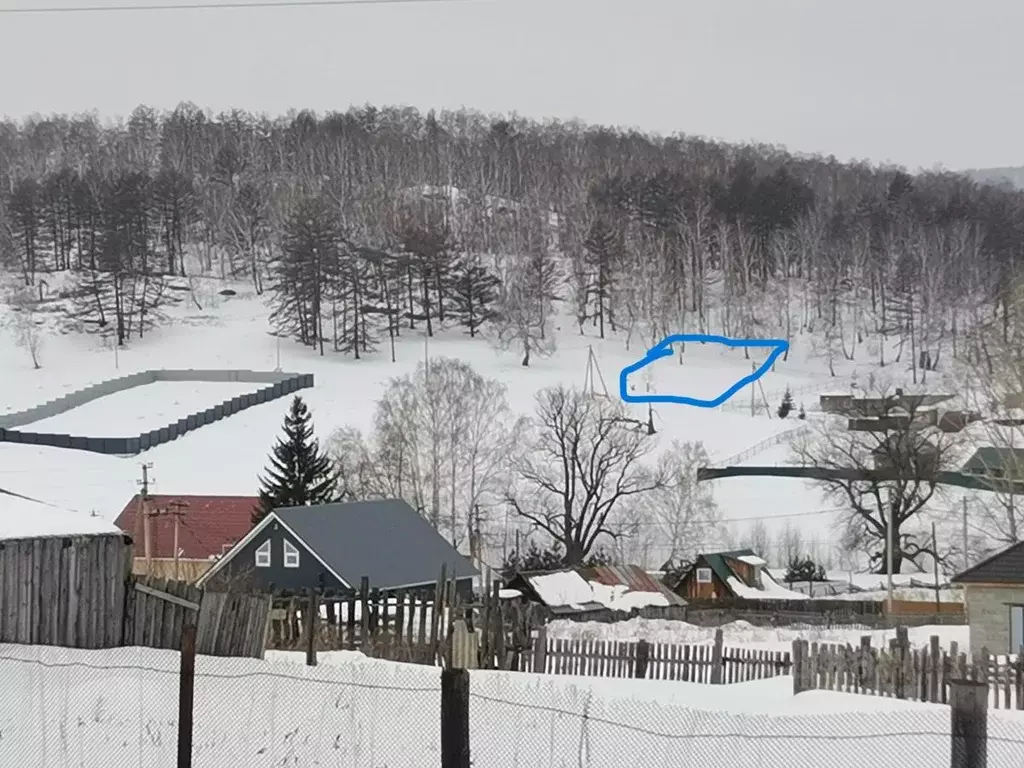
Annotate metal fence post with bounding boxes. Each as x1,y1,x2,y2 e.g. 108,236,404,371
950,679,988,768
177,624,197,768
441,668,470,768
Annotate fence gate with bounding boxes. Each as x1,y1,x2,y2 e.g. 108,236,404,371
122,576,271,658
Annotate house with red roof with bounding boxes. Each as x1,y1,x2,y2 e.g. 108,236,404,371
114,494,258,583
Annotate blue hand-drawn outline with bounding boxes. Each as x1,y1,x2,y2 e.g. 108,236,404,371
619,334,789,408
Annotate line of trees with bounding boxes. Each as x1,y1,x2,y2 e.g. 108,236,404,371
326,356,718,569
0,103,1022,374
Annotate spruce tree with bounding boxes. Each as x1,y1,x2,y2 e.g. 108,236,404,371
255,395,337,524
777,386,794,418
450,256,500,337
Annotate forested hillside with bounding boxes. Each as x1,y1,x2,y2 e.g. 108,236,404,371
966,166,1024,191
0,103,1022,377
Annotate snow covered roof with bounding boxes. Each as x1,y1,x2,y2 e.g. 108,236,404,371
726,571,808,601
694,550,808,601
736,554,767,566
0,496,120,540
508,565,685,613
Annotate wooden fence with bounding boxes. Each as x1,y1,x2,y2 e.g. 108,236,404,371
265,567,510,665
521,626,792,683
0,532,131,648
125,576,272,658
683,603,964,629
793,629,1024,710
0,533,269,658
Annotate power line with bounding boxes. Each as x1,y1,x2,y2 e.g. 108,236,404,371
720,506,848,525
0,0,483,15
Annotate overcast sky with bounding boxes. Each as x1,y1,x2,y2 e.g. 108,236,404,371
1,0,1021,172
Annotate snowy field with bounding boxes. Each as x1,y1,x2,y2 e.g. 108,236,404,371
0,279,874,548
15,381,260,439
544,617,971,653
2,643,1022,768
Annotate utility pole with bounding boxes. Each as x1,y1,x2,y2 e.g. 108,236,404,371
168,500,188,582
886,486,894,615
750,361,756,417
502,504,510,563
962,497,970,571
138,463,154,577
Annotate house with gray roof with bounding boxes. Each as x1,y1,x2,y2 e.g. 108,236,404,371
961,447,1024,480
196,499,479,597
951,540,1024,655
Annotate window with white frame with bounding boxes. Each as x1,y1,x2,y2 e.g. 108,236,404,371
255,539,271,568
283,539,300,568
696,567,712,583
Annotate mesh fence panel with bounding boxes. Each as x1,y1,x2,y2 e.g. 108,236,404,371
2,643,1024,768
467,671,960,768
0,645,441,767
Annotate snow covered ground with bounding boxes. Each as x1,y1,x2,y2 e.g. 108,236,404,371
0,276,997,570
0,279,867,548
2,643,1021,767
15,381,259,438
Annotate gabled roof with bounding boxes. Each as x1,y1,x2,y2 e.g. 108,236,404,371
199,499,479,590
691,549,809,600
698,548,759,588
115,495,258,560
952,540,1024,585
961,447,1024,475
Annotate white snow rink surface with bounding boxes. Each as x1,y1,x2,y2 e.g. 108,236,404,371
545,617,973,653
3,644,1023,768
18,381,259,438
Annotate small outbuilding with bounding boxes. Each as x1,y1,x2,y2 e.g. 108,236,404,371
674,549,808,601
951,540,1024,655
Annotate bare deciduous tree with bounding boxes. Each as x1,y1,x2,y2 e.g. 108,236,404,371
4,283,43,368
327,357,519,551
776,519,805,566
640,440,719,568
790,382,967,573
958,273,1024,543
742,519,774,560
507,385,666,565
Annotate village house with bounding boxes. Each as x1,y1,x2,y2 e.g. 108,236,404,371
503,564,686,619
674,549,807,601
196,498,479,597
951,540,1024,655
114,494,259,583
961,447,1024,481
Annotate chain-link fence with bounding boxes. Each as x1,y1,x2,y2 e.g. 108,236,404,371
2,640,1023,768
466,670,1024,767
0,642,440,767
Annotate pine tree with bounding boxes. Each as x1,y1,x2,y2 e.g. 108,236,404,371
798,403,807,420
255,395,337,524
449,255,500,337
777,386,794,418
784,555,827,584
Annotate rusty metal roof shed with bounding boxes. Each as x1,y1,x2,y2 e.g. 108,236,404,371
578,564,687,606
